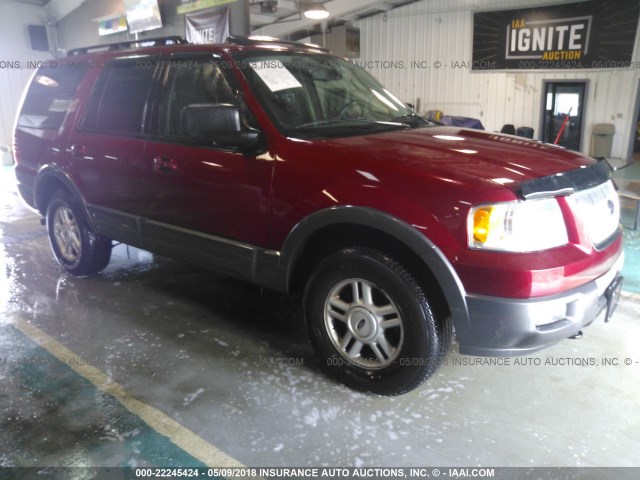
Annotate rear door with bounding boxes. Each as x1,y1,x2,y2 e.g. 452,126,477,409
66,56,158,222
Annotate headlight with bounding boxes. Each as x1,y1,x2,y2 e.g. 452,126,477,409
468,198,568,252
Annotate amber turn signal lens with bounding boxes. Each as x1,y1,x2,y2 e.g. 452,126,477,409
473,207,492,243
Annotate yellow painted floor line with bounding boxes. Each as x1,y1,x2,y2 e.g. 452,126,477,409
13,314,245,469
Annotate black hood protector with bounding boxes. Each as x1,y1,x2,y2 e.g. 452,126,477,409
516,159,613,200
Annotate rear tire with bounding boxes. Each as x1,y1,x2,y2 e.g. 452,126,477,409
46,189,112,276
304,247,449,395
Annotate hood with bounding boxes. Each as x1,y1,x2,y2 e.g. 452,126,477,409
323,126,595,190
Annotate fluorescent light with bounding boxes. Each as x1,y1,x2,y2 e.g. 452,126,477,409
304,3,329,20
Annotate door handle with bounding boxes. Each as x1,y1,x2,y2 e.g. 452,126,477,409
68,144,87,158
153,156,178,174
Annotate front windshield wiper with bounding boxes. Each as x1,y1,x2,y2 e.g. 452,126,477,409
294,117,408,130
391,114,433,127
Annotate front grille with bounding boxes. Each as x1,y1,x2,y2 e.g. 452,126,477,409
570,180,619,247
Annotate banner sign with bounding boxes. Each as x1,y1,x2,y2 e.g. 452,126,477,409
472,0,640,70
185,7,229,44
177,0,235,15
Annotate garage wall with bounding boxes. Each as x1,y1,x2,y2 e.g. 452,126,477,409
54,0,184,51
355,0,640,158
54,0,247,51
0,2,52,151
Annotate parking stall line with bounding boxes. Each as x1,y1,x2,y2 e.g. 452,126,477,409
12,314,245,469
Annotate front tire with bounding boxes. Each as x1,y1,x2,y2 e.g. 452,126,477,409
46,189,112,276
304,247,449,395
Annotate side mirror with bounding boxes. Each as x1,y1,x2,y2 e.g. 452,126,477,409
181,103,261,151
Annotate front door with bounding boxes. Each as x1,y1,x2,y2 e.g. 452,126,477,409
143,55,273,252
541,81,587,152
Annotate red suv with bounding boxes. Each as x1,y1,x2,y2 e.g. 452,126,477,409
13,36,624,394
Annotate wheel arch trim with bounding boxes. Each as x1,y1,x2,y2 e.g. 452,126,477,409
33,164,94,229
278,206,471,329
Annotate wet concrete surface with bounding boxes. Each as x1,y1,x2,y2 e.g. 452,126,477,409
0,324,205,469
1,165,639,470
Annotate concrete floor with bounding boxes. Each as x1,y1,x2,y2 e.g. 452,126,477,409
1,165,640,474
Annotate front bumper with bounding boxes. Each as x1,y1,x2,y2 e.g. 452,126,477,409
458,253,624,356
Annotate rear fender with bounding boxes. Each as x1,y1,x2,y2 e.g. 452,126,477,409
34,164,94,229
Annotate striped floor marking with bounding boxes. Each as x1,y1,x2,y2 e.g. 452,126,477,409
13,314,245,469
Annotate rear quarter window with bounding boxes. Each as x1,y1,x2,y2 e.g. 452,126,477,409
18,64,87,130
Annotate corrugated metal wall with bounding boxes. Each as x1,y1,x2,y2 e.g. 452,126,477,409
355,0,640,158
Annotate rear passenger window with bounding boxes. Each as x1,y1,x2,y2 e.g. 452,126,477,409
18,64,87,130
81,59,155,136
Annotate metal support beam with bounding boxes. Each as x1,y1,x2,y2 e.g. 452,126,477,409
45,0,84,22
230,0,251,36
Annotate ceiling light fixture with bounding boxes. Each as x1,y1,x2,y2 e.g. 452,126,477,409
303,2,329,20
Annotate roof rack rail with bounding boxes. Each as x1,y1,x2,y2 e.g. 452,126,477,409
225,35,329,52
67,36,189,56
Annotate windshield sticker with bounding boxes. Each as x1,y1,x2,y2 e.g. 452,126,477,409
251,60,302,92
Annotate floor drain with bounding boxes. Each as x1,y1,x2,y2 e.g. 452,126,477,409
0,229,47,245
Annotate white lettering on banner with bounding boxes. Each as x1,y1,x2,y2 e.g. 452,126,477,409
505,16,592,61
195,27,217,43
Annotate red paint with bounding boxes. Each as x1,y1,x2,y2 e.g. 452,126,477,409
13,43,623,302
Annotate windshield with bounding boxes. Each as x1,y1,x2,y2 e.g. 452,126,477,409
235,51,426,137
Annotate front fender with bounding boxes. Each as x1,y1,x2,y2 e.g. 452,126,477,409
279,206,471,333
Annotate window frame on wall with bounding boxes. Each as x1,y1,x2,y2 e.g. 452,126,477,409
627,79,640,162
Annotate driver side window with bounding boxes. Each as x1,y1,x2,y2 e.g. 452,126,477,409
163,59,248,141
